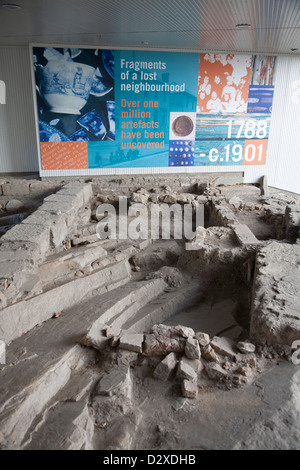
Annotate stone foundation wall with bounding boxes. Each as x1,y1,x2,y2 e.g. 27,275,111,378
250,242,300,345
0,182,93,311
43,172,244,196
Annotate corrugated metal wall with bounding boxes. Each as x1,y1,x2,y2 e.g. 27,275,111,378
0,46,299,193
0,46,39,173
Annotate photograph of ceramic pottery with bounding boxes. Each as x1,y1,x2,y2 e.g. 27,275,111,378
106,101,115,134
102,49,114,78
90,77,113,97
36,60,95,114
77,109,106,138
39,120,69,142
70,128,90,142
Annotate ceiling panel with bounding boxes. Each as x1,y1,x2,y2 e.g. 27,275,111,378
0,0,299,54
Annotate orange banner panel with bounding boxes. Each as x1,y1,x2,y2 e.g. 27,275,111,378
40,142,88,170
243,139,268,165
197,53,252,114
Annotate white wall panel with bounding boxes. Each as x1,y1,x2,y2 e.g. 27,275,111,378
0,46,39,173
244,55,300,194
269,55,300,194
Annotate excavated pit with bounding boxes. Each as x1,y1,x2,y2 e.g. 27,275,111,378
0,177,299,450
127,232,255,342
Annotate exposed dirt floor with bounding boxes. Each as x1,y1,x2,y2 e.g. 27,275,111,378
92,349,299,451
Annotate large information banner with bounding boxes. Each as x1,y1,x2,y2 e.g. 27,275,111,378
32,47,276,171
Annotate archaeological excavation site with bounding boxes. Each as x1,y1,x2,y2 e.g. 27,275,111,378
0,174,299,451
2,0,300,455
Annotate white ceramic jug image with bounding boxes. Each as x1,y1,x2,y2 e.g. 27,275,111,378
36,59,95,114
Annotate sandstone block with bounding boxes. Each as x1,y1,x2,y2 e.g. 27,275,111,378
176,361,197,381
43,194,83,213
201,344,219,362
181,356,203,373
106,325,121,339
237,341,256,354
232,224,259,246
143,333,185,356
228,196,243,209
181,379,198,398
219,185,260,198
131,192,149,205
205,363,228,381
196,332,210,346
2,223,50,255
161,193,177,204
59,182,93,205
23,210,68,248
5,199,23,212
2,182,29,197
210,336,238,359
185,337,201,360
119,333,144,353
153,352,177,381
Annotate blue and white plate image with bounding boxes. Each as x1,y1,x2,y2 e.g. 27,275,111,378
70,128,90,141
39,120,69,142
90,77,113,97
102,50,114,79
77,109,106,139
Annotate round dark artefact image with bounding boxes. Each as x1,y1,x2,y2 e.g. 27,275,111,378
172,115,194,137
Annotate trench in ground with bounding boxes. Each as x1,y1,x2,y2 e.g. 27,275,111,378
163,201,282,340
127,203,262,341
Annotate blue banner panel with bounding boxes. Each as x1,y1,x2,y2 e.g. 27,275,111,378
195,113,271,166
31,47,277,170
196,113,272,140
95,50,199,168
247,85,274,113
195,140,244,166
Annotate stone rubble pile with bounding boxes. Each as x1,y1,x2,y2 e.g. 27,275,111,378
108,323,259,399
